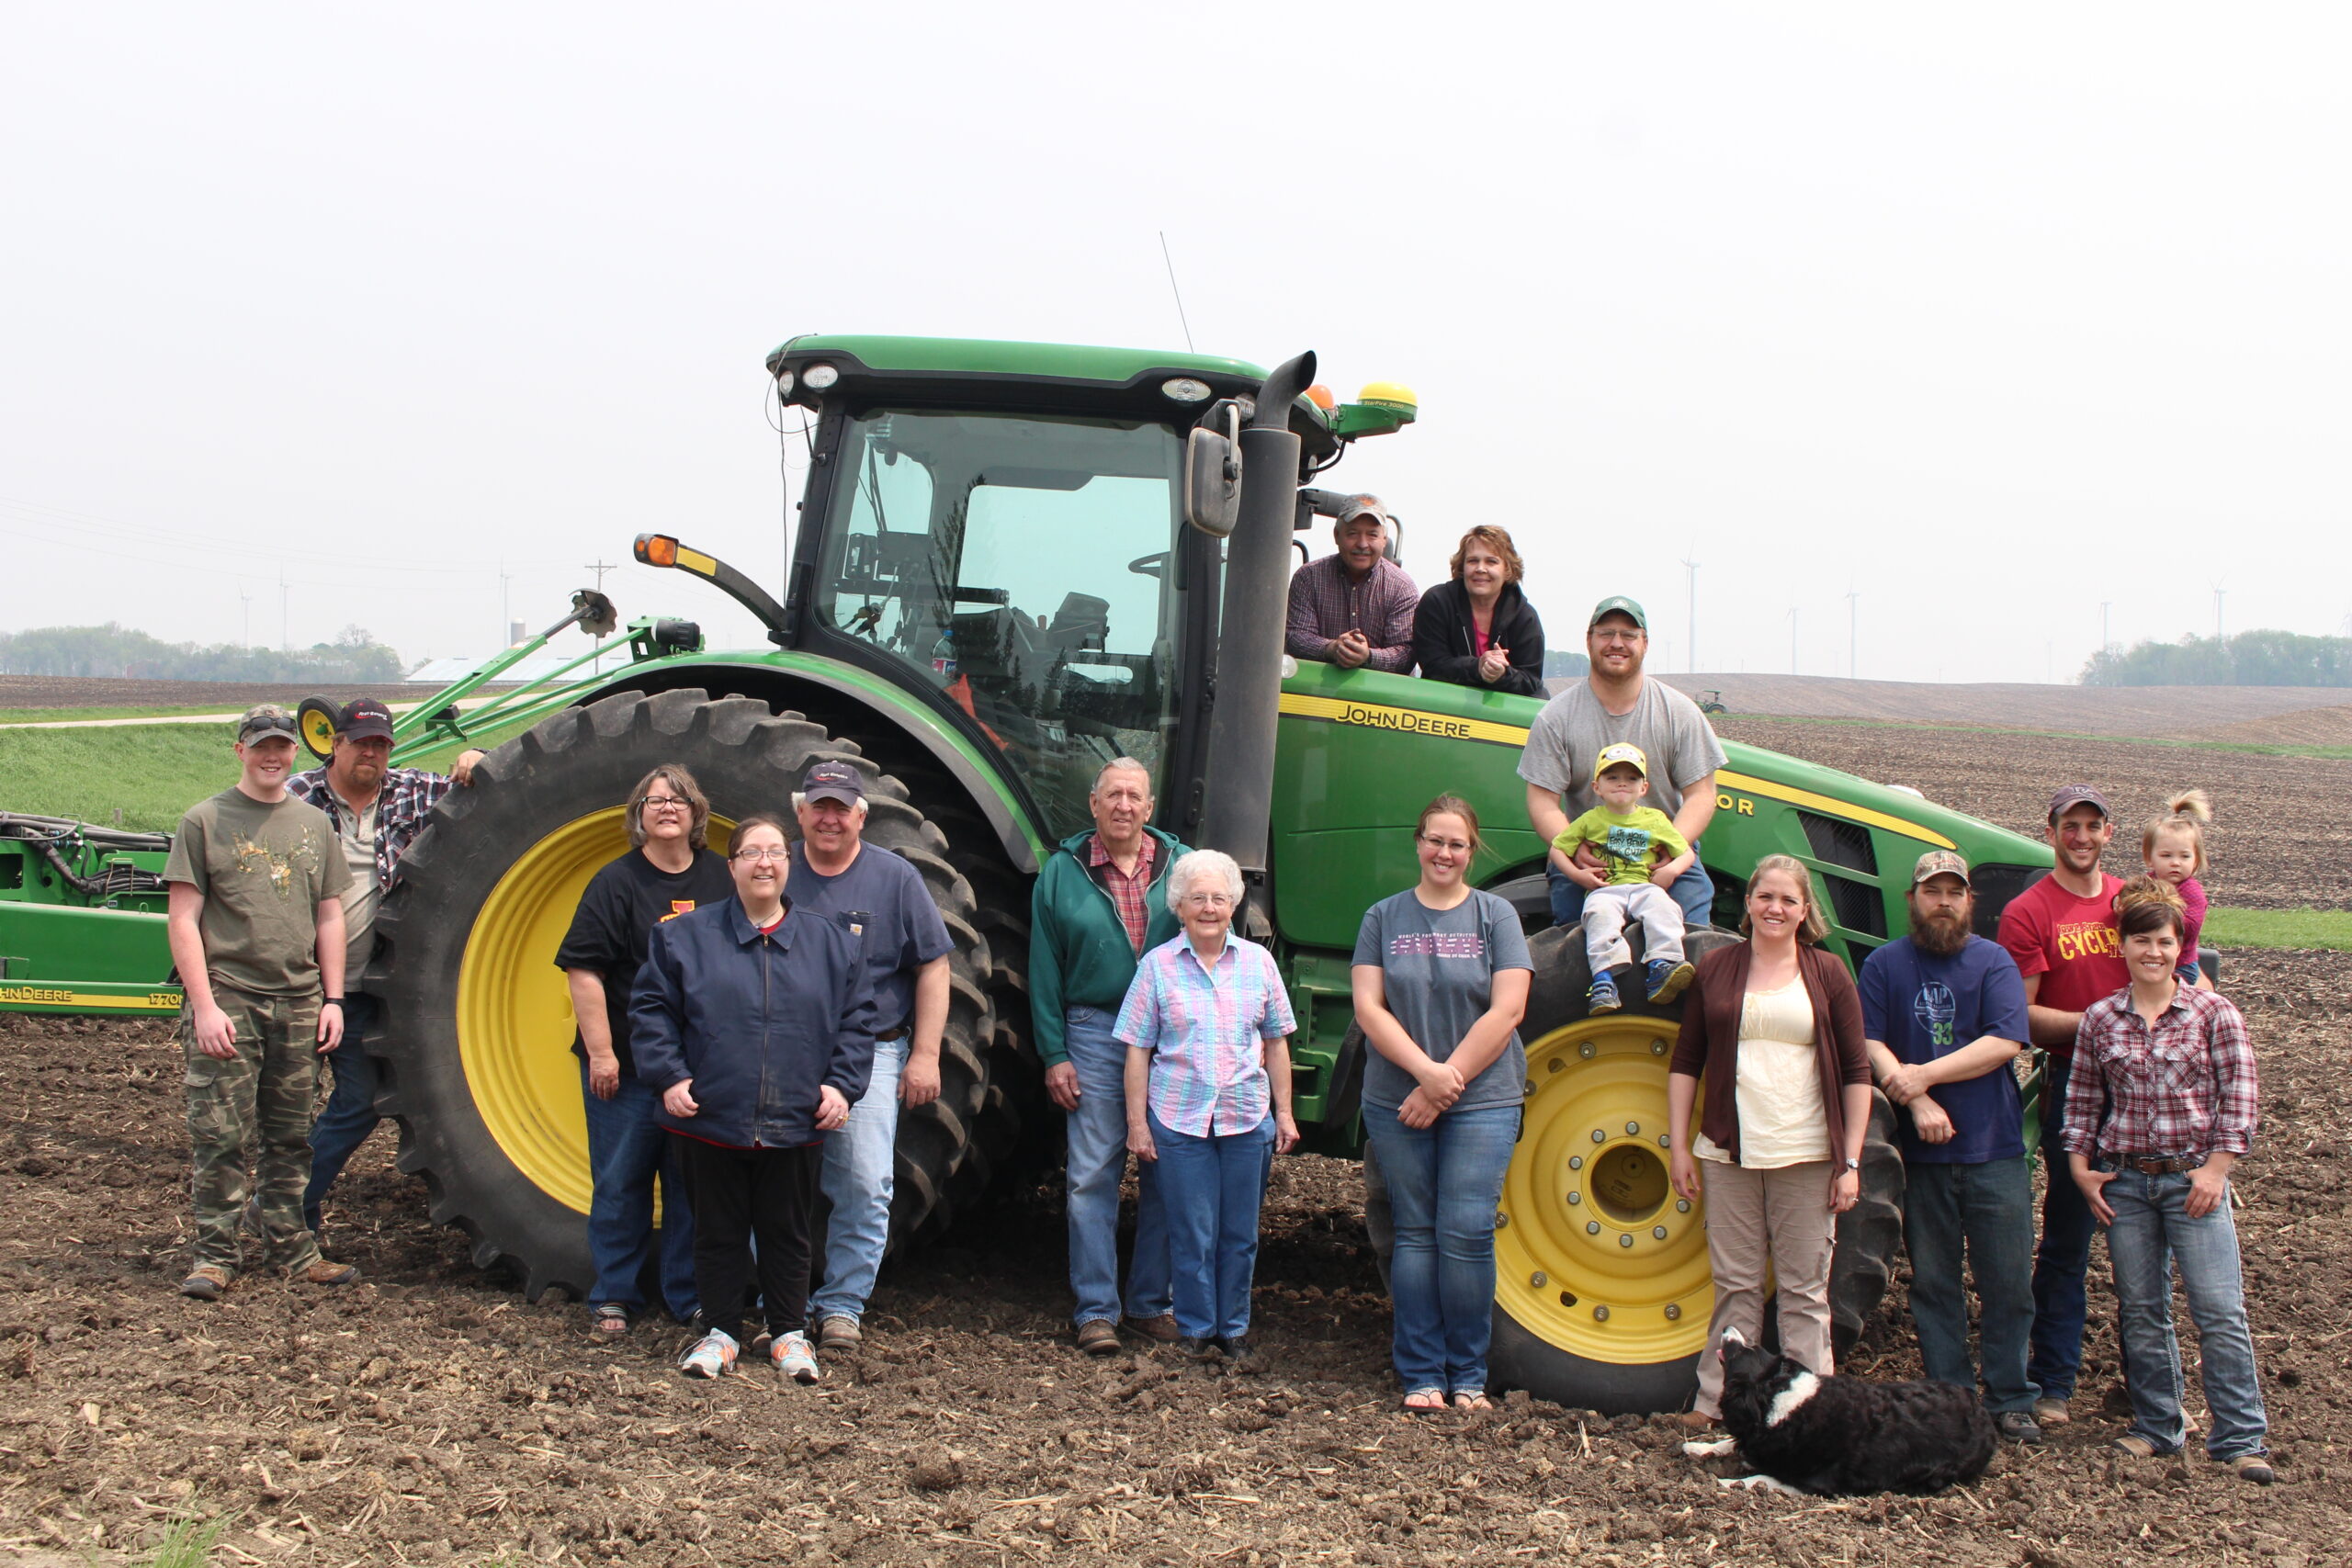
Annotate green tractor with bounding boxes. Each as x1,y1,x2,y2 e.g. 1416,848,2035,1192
0,334,2052,1412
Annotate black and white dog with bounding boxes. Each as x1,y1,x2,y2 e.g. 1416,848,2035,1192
1681,1327,1997,1496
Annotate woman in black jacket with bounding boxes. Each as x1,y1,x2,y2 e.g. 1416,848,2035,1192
1410,526,1546,695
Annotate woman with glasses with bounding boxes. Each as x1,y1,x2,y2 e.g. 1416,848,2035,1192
1117,850,1298,1367
554,765,735,1341
631,815,874,1381
1351,795,1533,1412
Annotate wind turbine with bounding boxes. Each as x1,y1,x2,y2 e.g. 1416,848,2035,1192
1679,547,1700,674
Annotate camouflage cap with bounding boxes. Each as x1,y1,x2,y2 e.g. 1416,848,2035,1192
235,704,299,745
1911,849,1972,887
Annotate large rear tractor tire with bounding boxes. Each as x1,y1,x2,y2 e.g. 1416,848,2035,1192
371,688,998,1300
1480,922,1905,1413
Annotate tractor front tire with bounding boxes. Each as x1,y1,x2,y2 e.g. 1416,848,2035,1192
371,688,996,1300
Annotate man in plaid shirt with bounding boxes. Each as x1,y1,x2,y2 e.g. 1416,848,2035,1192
1284,495,1419,672
285,699,483,1236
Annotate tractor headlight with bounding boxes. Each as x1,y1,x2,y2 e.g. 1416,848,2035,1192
802,363,840,390
774,367,796,396
1161,377,1212,402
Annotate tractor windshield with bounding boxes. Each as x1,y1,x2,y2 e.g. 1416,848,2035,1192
817,408,1184,837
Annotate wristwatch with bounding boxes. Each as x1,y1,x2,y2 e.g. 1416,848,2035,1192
1843,1157,1860,1171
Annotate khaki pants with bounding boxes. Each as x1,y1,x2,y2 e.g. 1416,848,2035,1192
1693,1156,1837,1417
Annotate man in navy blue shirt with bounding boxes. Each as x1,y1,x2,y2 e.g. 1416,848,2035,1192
1860,850,2040,1443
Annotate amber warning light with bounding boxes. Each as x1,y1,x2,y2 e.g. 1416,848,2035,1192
635,534,679,568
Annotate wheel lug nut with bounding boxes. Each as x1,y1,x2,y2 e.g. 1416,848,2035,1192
1652,1225,1668,1240
1624,1121,1640,1135
1590,1130,1606,1144
1568,1156,1583,1170
1649,1039,1667,1056
1586,1221,1600,1235
1578,1042,1596,1059
1676,1199,1691,1213
1531,1271,1547,1288
1566,1191,1580,1205
1593,1305,1611,1322
1618,1234,1633,1248
1665,1303,1682,1321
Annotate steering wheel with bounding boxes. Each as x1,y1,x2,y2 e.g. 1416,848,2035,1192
1128,551,1168,581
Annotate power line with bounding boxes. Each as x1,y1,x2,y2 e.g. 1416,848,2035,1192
1158,231,1194,352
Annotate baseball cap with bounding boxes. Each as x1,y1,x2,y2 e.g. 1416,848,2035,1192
802,761,865,807
1911,849,1972,887
1591,741,1650,783
236,704,299,745
2046,784,2112,824
1588,595,1648,631
1336,495,1390,530
336,698,396,743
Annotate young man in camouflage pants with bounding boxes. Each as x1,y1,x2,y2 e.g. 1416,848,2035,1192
164,705,363,1300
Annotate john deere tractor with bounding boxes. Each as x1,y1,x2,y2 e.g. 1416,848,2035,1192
0,334,2052,1413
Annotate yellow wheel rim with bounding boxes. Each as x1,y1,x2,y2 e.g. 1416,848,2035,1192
1495,1016,1713,1364
455,808,730,1215
298,701,340,760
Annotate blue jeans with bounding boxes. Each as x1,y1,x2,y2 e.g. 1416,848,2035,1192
582,1061,698,1319
1364,1102,1520,1395
304,992,386,1235
1150,1108,1274,1341
1062,1008,1170,1326
809,1038,903,1325
1549,854,1713,929
2104,1165,2268,1461
2029,1055,2098,1403
1903,1156,2037,1412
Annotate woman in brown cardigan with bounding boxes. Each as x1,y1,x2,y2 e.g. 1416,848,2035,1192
1666,853,1873,1427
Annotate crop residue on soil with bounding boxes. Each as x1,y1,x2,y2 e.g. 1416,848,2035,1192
1,736,2349,1563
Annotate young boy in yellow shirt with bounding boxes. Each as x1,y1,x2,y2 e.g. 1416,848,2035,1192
1550,742,1698,1012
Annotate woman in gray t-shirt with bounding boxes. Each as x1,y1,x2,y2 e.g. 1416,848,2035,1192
1351,795,1533,1413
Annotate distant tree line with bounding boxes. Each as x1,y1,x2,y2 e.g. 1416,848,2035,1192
0,622,405,683
2081,630,2352,688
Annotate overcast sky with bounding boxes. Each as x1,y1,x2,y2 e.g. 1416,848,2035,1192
6,4,2345,685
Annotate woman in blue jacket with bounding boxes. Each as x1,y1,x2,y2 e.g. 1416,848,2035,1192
630,814,874,1382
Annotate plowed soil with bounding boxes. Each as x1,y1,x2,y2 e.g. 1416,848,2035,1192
1719,716,2352,910
2,731,2348,1566
1662,675,2352,743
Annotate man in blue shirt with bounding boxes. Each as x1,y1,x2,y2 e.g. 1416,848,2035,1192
1860,851,2040,1443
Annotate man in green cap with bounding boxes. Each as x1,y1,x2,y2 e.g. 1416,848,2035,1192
1518,596,1726,929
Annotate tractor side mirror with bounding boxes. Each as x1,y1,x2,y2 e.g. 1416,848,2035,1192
1182,412,1243,538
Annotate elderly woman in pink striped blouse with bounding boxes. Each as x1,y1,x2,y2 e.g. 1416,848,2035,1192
1119,849,1299,1367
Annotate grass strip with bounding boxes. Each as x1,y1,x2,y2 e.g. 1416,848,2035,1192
2203,907,2352,953
0,724,239,832
0,705,264,725
1721,712,2352,761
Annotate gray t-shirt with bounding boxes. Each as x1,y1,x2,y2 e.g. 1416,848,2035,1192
785,843,954,1037
1351,888,1533,1115
1516,677,1729,825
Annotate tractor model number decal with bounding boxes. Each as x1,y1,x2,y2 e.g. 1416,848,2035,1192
0,982,183,1012
1276,693,1530,749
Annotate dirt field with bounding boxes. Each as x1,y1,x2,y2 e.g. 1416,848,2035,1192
2,725,2347,1566
1660,674,2352,743
1721,716,2352,911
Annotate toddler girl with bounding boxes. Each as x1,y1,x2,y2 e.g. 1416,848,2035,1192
2142,789,2212,987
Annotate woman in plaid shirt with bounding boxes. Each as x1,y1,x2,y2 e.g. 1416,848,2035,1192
1118,850,1299,1367
2062,878,2270,1483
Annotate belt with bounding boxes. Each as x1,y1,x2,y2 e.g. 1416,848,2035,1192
2116,1153,2206,1175
875,1024,910,1043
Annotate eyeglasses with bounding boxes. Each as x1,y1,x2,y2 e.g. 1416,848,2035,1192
1417,834,1472,853
732,847,790,863
1180,892,1234,908
639,795,689,813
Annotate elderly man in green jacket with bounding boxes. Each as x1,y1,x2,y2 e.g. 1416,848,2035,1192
1033,758,1190,1356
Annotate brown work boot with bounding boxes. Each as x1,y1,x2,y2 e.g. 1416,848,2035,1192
298,1260,361,1287
1121,1313,1181,1344
178,1265,233,1302
1075,1319,1122,1357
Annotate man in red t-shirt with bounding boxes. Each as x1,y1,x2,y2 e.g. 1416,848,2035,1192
1996,784,2128,1430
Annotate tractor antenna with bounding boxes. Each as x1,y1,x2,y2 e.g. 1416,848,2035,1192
1159,231,1195,352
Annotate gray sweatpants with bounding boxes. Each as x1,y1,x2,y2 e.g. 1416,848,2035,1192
1581,883,1686,972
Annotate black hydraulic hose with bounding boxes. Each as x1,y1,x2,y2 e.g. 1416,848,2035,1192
38,840,93,897
1199,350,1316,885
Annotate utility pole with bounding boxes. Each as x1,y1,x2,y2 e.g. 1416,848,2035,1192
240,590,253,651
1788,606,1798,675
585,559,617,592
1845,588,1859,679
500,560,514,647
279,570,289,653
1679,551,1700,673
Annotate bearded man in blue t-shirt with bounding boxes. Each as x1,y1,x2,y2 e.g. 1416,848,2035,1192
1860,850,2041,1444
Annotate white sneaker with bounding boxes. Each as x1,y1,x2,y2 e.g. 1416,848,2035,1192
773,1330,820,1384
679,1328,739,1379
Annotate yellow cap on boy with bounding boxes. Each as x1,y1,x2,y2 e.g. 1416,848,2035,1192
1591,742,1650,783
